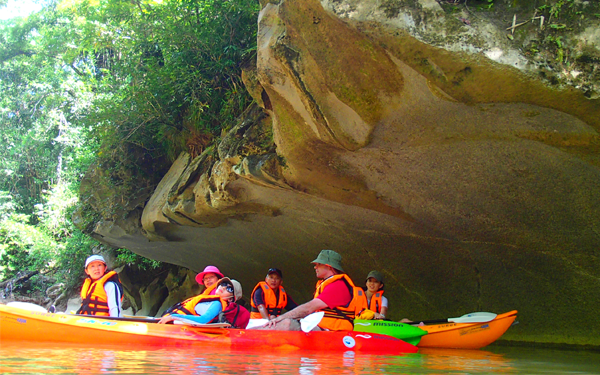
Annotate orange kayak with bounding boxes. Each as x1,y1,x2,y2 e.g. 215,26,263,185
417,310,518,349
0,304,417,354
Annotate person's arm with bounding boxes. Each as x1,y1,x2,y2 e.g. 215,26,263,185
104,282,122,318
375,296,388,319
258,305,270,320
192,300,223,323
265,298,327,328
252,288,270,320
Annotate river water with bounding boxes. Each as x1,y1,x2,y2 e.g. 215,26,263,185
1,342,599,374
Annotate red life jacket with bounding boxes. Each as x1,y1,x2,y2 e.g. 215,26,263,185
314,274,367,331
77,271,123,316
250,281,288,319
220,302,250,328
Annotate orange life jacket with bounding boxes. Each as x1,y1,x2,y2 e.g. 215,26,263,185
77,271,123,316
201,283,217,295
368,290,384,313
314,274,367,331
163,294,227,322
249,281,288,319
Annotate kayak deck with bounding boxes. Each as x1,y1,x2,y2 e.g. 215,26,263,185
417,310,518,349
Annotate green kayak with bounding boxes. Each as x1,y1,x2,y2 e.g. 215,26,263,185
353,320,426,346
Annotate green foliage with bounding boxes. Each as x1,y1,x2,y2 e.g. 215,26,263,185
480,0,495,11
0,0,259,288
0,189,102,289
0,204,57,279
546,35,564,63
57,229,102,289
0,10,100,214
57,0,260,161
115,248,162,271
531,0,599,69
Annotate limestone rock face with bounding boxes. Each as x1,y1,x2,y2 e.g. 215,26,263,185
91,0,600,347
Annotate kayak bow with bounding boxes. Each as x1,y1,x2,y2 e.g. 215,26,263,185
417,310,518,349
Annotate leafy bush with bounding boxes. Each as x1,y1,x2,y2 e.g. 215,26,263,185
115,248,162,271
0,0,259,288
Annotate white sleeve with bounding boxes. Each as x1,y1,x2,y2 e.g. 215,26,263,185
104,282,122,317
381,296,388,308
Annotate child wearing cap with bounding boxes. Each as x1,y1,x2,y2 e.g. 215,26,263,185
250,268,298,320
76,255,123,317
365,270,388,320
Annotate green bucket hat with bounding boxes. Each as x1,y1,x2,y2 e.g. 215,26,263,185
311,250,344,272
366,270,384,283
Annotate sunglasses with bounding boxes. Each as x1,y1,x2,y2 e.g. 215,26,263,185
219,283,234,294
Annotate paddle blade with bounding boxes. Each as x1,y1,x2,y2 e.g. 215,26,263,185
300,311,324,332
246,318,269,329
449,312,497,323
171,314,231,328
7,301,48,313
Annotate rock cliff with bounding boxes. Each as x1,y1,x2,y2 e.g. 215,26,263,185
87,0,600,347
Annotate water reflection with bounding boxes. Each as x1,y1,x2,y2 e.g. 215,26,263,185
416,348,513,373
1,342,599,374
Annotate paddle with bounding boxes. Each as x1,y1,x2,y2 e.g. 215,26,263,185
73,314,162,323
6,301,48,313
411,312,498,325
246,311,325,333
171,314,231,328
300,311,324,332
6,303,233,328
73,313,234,328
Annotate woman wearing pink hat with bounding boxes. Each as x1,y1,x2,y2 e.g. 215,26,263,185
195,265,224,295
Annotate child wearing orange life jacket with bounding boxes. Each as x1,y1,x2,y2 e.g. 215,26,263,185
364,270,388,320
76,255,123,317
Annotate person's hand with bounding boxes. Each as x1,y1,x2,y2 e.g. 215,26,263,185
268,315,276,321
263,316,281,328
400,318,412,323
158,315,175,324
374,313,384,320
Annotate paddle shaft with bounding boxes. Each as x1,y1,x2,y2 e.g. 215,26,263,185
409,312,498,325
411,318,451,325
73,313,229,329
72,313,161,323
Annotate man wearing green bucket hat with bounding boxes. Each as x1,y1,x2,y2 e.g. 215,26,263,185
260,250,364,331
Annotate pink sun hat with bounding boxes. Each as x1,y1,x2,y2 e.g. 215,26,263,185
195,265,224,284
